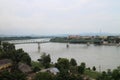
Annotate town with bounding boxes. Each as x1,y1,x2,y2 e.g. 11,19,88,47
50,35,120,46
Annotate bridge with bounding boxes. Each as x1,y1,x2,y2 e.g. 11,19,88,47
2,39,50,52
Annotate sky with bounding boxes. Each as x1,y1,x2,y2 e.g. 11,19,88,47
0,0,120,35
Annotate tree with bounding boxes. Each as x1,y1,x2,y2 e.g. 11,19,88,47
55,58,70,71
55,70,70,80
78,62,86,74
0,42,31,71
20,52,31,65
107,69,112,76
87,67,91,71
112,69,120,80
81,62,86,68
38,53,51,68
31,61,42,72
70,58,77,66
10,48,31,71
34,72,54,80
96,67,120,80
0,40,1,45
69,66,77,74
2,42,15,53
97,71,112,80
0,42,15,59
92,66,96,71
0,70,27,80
78,66,84,74
0,41,1,51
55,70,83,80
0,42,31,79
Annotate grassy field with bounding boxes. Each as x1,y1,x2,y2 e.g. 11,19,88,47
84,70,101,79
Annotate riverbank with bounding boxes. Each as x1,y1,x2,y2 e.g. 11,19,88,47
50,37,120,46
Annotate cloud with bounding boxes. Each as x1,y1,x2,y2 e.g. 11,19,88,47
0,0,120,35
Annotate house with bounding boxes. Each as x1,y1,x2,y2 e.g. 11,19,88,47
68,35,92,39
68,35,80,39
0,59,12,70
40,67,59,75
0,59,32,73
18,63,32,73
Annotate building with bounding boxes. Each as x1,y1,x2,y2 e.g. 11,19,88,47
0,59,12,71
68,35,92,39
18,63,32,73
40,67,59,75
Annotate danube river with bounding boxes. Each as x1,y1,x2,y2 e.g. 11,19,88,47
14,38,120,71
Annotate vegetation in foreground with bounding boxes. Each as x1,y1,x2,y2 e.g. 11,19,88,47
0,42,120,80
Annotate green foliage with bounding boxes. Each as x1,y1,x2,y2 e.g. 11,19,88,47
112,69,120,80
55,70,83,80
96,71,112,80
0,42,15,59
0,42,32,79
0,70,27,80
38,53,51,68
78,66,84,74
0,40,1,45
92,66,96,71
0,43,31,65
31,61,43,72
20,52,31,65
2,42,15,52
0,41,2,51
107,69,112,76
55,58,70,71
34,72,54,80
70,58,77,66
0,42,31,71
97,67,120,80
85,69,101,79
78,62,86,74
81,62,86,68
1,42,120,80
50,37,69,43
0,36,42,41
69,66,78,74
55,70,69,80
9,48,31,71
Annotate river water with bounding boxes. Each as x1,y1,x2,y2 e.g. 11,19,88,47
14,38,120,71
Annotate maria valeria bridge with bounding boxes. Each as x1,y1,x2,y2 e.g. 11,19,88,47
2,39,50,52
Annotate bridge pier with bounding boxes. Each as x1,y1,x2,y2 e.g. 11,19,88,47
66,43,69,48
38,42,40,52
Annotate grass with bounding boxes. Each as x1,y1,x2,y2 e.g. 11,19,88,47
84,70,101,79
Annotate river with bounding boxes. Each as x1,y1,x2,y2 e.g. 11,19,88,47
13,38,120,71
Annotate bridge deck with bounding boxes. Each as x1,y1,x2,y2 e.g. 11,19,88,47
2,40,49,44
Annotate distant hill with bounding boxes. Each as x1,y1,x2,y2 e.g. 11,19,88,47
78,33,119,36
0,33,119,38
52,33,119,37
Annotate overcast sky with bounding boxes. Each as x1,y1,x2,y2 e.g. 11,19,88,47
0,0,120,35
